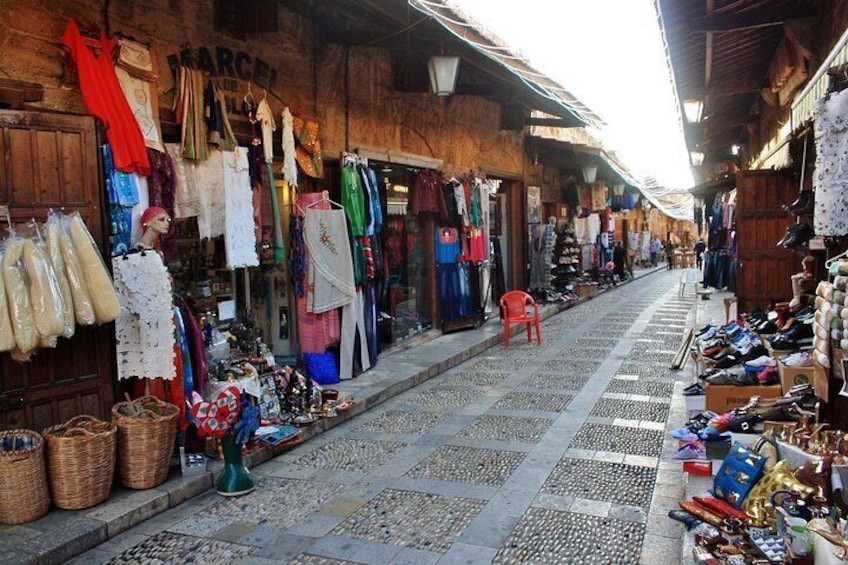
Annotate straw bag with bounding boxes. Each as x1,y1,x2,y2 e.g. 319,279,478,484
43,415,116,510
111,396,179,489
0,429,50,524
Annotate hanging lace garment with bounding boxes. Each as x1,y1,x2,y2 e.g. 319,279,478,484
814,88,848,236
194,150,227,239
113,252,176,381
166,143,200,219
281,107,298,188
223,148,259,268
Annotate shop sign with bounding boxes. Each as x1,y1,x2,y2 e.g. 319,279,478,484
166,46,279,114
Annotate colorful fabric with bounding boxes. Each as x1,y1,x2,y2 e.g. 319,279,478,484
411,170,448,217
61,20,150,176
289,214,306,297
341,165,367,237
305,208,356,313
175,66,208,161
146,147,178,263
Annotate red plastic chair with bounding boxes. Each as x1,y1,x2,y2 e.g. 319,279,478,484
499,290,541,347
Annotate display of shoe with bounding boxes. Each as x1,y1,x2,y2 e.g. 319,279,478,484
683,382,706,396
673,442,706,460
780,222,814,249
743,355,777,369
781,351,813,367
783,191,814,216
732,372,761,386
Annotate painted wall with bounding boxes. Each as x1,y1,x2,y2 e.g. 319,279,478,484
0,0,526,176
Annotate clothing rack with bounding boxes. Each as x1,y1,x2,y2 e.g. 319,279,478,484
342,151,368,168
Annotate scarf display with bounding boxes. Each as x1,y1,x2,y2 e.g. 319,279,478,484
304,208,355,313
175,66,208,161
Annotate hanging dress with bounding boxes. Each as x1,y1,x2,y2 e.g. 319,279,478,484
61,20,150,176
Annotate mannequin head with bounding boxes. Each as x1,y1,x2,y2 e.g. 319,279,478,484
136,206,171,250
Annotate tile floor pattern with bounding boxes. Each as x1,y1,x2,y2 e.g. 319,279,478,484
72,270,696,565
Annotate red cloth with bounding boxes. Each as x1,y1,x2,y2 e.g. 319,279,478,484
61,20,150,176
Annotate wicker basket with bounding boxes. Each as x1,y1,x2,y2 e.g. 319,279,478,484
111,396,179,489
0,429,50,524
43,415,117,510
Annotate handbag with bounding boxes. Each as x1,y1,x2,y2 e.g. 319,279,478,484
303,351,339,385
713,442,769,508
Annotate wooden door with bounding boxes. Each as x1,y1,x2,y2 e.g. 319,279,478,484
0,110,115,431
735,170,799,313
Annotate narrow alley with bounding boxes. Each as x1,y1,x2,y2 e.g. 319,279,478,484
71,270,698,565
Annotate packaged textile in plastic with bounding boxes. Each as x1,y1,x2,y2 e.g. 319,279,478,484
22,238,64,341
3,238,38,353
45,213,75,338
57,217,95,326
66,212,120,324
0,252,16,352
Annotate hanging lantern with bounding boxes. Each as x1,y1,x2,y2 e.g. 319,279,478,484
581,164,598,184
683,99,704,123
428,56,460,96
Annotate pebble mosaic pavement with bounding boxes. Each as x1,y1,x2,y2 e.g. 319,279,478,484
72,270,697,565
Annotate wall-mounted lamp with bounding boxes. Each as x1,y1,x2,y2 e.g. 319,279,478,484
428,55,460,96
690,151,705,167
581,164,598,184
731,144,741,156
683,99,704,123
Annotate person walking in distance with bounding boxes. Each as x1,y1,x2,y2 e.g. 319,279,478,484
694,239,706,270
649,236,661,268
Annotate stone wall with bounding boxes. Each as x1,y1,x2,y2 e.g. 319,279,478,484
0,0,526,176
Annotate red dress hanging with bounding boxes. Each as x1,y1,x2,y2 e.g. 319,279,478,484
61,20,150,176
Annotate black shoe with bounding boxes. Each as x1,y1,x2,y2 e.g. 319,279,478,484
783,191,814,215
781,222,814,249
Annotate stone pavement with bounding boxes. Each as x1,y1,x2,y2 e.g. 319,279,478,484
54,268,705,565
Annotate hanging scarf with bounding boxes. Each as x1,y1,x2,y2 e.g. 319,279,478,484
281,107,298,189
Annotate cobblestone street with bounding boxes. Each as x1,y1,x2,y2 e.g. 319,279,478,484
72,270,697,565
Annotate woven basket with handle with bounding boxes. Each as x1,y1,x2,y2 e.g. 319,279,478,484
0,429,50,524
43,415,116,510
111,396,179,489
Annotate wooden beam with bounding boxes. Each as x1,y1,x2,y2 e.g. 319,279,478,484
525,117,581,128
690,5,818,33
692,77,765,97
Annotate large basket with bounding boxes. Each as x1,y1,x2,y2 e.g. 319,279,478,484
43,415,117,510
0,429,50,524
111,396,179,489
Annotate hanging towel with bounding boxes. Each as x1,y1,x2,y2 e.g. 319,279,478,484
305,208,355,313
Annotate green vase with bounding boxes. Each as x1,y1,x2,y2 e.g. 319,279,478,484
217,434,255,497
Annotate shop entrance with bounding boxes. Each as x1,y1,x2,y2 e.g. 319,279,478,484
735,170,798,312
0,111,115,430
376,163,436,345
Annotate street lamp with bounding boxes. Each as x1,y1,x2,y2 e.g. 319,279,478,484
428,56,460,96
683,99,704,123
690,151,705,167
581,164,598,184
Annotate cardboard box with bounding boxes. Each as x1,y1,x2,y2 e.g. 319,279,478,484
777,362,813,394
705,384,782,413
575,283,598,298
